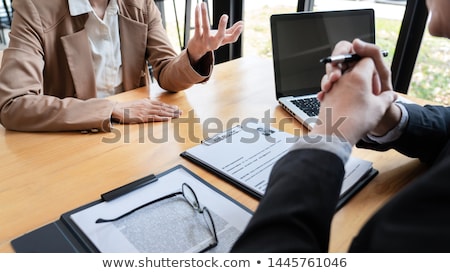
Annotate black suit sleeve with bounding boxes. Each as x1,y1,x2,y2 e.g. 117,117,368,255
357,104,450,164
231,149,345,253
349,141,450,252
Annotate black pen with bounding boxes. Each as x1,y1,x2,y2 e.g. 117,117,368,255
101,174,158,201
320,50,389,64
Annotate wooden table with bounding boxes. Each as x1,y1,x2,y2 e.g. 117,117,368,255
0,56,427,252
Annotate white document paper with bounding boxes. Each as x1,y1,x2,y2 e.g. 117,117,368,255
70,166,252,253
182,122,373,198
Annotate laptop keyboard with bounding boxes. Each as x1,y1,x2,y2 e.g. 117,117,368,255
291,97,320,117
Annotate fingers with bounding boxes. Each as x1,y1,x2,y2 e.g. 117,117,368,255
114,99,182,124
317,90,325,102
378,90,398,110
320,71,341,93
194,3,201,38
320,38,393,99
201,2,210,38
352,39,383,63
187,3,243,63
350,58,396,114
320,41,353,93
148,100,182,118
223,21,244,44
212,15,244,47
371,68,382,95
205,15,228,49
331,40,354,55
226,20,244,34
143,102,182,122
326,41,354,74
352,39,392,91
350,56,376,81
193,2,211,38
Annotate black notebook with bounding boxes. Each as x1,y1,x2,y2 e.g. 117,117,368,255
180,122,378,210
11,165,253,253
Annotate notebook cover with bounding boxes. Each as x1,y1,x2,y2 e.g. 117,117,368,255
11,220,90,253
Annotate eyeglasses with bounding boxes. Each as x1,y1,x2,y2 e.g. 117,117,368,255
96,183,218,253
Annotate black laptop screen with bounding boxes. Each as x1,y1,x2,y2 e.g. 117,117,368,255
270,9,375,98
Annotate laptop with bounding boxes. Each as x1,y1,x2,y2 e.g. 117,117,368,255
270,9,375,130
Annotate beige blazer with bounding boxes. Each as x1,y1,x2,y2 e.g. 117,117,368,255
0,0,213,132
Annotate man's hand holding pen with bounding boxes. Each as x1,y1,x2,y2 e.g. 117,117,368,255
311,38,399,145
319,38,393,100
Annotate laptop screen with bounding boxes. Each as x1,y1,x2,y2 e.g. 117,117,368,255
270,9,375,99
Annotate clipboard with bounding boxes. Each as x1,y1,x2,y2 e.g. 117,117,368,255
11,165,253,253
180,122,378,210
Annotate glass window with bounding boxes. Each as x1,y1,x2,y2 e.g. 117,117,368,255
313,0,405,70
243,0,405,68
409,31,450,105
243,0,298,58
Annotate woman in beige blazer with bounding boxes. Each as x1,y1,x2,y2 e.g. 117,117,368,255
0,0,243,132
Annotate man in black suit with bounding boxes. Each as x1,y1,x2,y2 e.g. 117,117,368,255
231,0,450,252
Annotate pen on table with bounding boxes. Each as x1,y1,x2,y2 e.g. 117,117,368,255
101,174,158,201
320,50,389,64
